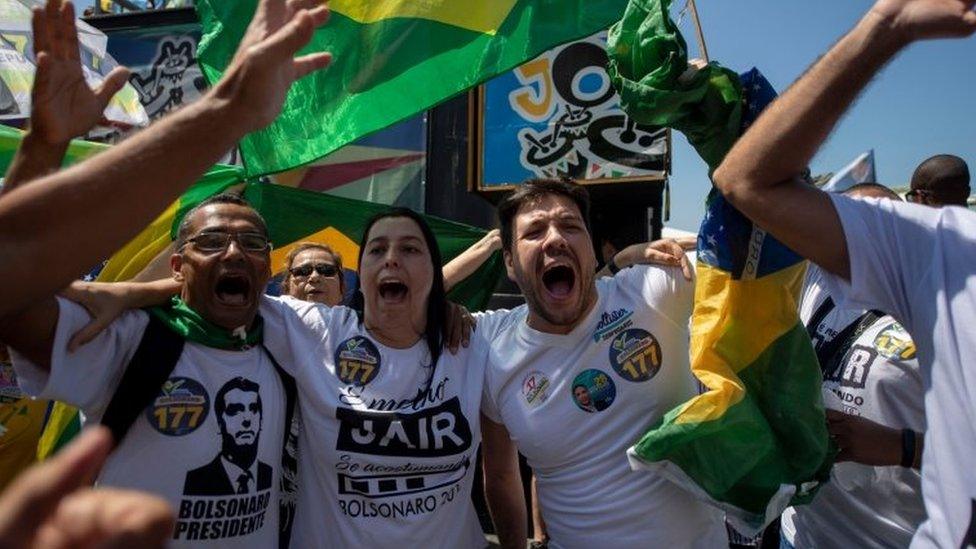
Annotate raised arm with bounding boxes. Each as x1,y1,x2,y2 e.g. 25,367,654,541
443,229,501,292
1,0,129,193
713,0,976,279
0,0,333,318
596,238,692,280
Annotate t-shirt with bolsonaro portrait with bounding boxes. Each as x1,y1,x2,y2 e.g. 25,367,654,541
12,298,285,548
260,296,488,549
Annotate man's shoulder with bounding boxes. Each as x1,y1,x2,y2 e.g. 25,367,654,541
476,305,527,342
186,456,223,476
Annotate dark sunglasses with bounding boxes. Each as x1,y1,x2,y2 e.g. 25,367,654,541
183,231,270,254
290,263,339,278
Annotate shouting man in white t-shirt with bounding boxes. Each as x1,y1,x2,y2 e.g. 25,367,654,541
712,0,976,546
1,194,294,548
478,179,725,549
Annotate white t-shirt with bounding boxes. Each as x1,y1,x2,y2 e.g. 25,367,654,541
260,296,487,549
782,265,926,548
480,265,725,549
13,298,285,548
821,194,976,549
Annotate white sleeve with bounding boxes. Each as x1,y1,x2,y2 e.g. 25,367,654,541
619,264,695,329
472,308,516,424
260,295,337,376
11,297,148,418
822,195,942,326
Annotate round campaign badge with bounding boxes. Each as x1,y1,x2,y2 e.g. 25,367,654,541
334,336,382,386
609,329,662,382
570,369,616,413
521,371,552,408
872,323,917,360
145,377,210,436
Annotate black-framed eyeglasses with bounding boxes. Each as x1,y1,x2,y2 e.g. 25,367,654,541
289,263,339,278
182,231,271,254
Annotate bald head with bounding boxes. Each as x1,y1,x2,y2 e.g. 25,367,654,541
910,155,970,207
844,183,901,201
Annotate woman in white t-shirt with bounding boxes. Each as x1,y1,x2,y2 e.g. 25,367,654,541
258,208,492,549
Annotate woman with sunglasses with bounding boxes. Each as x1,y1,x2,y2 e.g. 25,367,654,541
281,243,346,306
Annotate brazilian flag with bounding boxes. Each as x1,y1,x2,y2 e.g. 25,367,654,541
195,0,631,176
607,0,833,533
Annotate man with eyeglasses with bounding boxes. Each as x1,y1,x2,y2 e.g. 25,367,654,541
2,193,295,547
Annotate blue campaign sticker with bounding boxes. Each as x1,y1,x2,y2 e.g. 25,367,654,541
608,328,662,382
570,369,616,413
145,377,210,437
334,336,382,386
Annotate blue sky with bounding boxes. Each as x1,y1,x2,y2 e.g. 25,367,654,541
664,0,976,231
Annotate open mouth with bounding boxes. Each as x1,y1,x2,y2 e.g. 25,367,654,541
378,280,408,303
215,274,251,306
542,265,575,300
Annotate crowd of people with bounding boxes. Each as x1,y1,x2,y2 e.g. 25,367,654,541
0,0,973,547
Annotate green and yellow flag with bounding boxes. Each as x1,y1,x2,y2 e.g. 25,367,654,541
608,0,832,532
195,0,630,177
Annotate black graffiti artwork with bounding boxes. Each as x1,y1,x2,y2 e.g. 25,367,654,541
130,37,208,120
518,39,667,178
183,378,271,496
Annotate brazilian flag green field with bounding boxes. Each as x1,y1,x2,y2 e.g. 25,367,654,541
196,0,629,177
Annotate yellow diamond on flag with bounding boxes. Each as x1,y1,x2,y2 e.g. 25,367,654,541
271,226,361,274
332,0,518,35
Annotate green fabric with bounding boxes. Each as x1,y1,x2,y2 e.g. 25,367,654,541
195,0,630,177
169,164,249,240
243,182,502,312
607,0,743,169
148,296,263,350
631,323,833,515
0,124,108,170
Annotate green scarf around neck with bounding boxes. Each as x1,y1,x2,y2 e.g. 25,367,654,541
148,297,263,351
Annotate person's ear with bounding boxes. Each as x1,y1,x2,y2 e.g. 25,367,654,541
504,250,516,282
170,253,185,282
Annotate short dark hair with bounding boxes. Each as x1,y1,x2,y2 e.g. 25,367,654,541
496,178,591,251
844,183,901,201
910,155,970,206
350,208,448,368
215,377,262,428
175,193,269,250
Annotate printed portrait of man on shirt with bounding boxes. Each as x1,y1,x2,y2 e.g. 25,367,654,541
184,377,272,496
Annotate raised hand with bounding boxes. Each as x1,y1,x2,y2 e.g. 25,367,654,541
30,0,130,144
211,0,332,133
0,427,175,549
870,0,976,42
